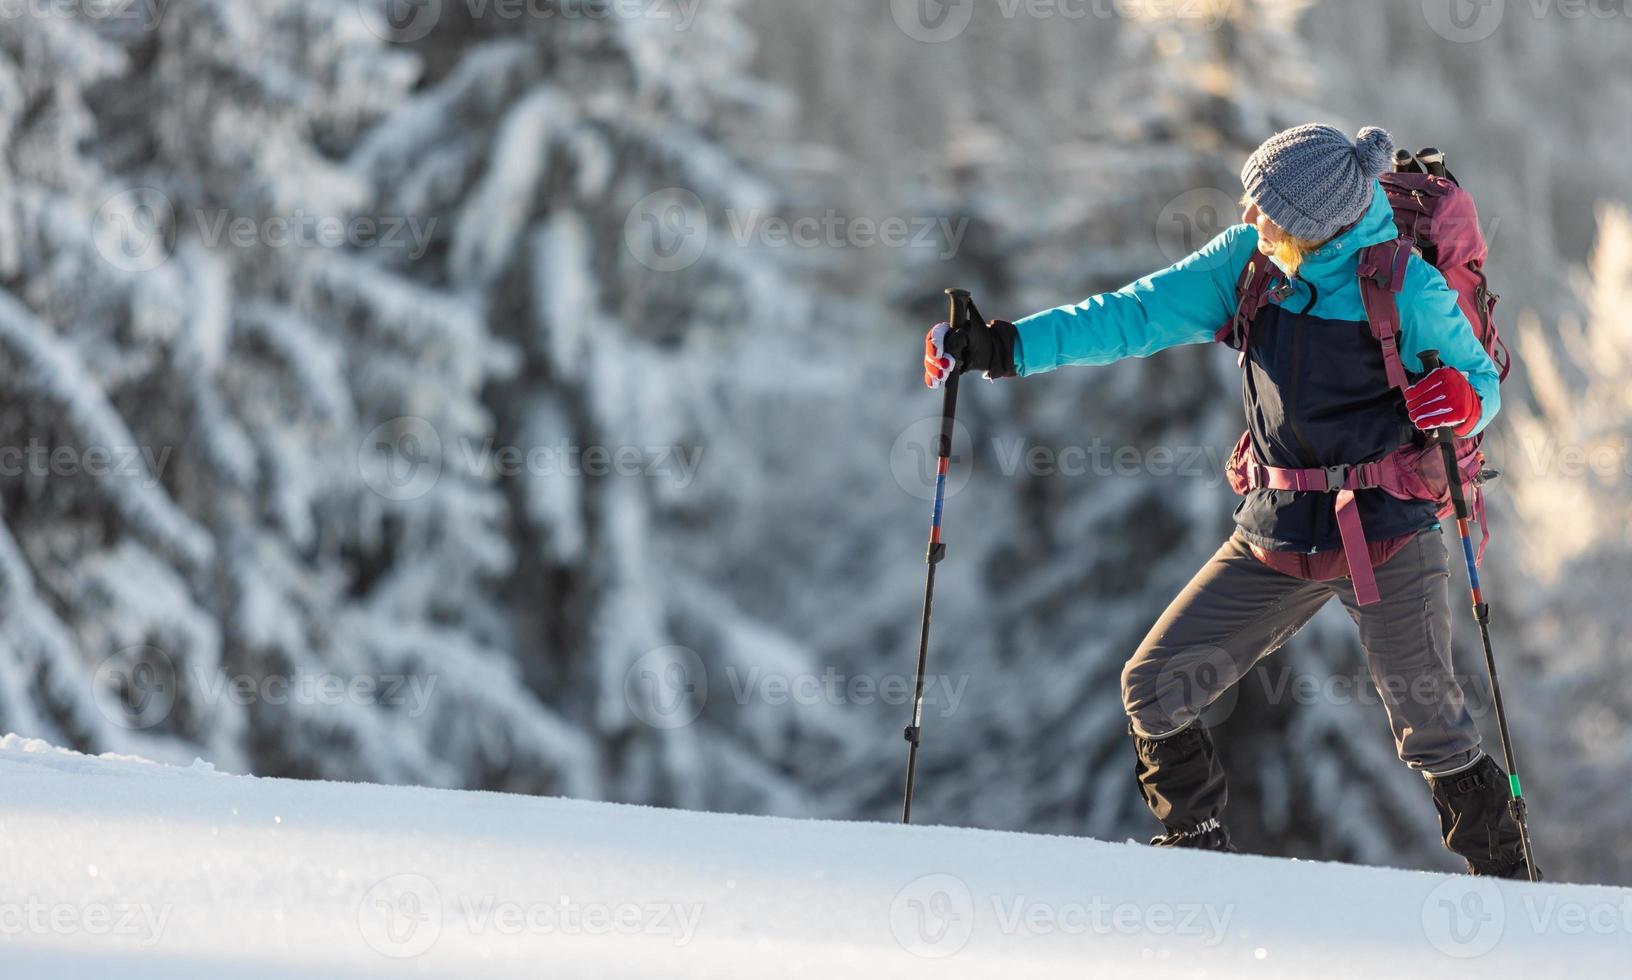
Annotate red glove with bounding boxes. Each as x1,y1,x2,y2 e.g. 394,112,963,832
1405,366,1481,436
924,321,956,389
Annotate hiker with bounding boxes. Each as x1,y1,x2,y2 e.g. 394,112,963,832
922,124,1534,878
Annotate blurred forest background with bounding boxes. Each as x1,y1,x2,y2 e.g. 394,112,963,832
1,0,1629,884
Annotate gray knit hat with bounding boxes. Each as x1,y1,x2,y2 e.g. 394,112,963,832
1240,124,1395,242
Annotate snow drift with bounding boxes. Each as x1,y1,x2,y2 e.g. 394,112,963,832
0,734,1626,979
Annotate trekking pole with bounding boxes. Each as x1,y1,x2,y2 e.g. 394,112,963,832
901,287,979,824
1420,351,1538,881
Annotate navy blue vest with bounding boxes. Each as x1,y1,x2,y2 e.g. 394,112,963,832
1232,299,1438,553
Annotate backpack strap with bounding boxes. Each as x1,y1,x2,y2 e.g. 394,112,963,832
1234,445,1419,608
1356,238,1414,392
1215,251,1284,366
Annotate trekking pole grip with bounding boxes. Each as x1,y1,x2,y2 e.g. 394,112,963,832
1418,350,1472,522
938,288,971,462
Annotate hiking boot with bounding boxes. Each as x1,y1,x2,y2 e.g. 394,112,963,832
1425,755,1540,879
1131,724,1234,851
1150,816,1238,852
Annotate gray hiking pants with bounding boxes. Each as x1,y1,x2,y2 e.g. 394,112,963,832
1121,528,1481,776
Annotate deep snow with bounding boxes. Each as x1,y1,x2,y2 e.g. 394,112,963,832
0,734,1626,979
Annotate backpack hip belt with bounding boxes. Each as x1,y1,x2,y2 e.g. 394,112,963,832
1230,439,1490,606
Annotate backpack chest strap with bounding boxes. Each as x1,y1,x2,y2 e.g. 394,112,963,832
1357,238,1414,392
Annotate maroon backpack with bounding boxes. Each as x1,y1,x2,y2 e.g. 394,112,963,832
1216,149,1511,604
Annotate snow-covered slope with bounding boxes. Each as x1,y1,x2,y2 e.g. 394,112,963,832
0,736,1625,979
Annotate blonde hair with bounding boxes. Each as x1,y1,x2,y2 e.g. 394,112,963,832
1240,193,1324,278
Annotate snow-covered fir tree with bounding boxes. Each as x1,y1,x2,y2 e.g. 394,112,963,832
0,1,596,792
349,0,869,812
1497,205,1632,884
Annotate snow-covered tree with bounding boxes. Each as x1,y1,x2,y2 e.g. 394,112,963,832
0,2,596,792
1495,205,1632,883
348,0,872,812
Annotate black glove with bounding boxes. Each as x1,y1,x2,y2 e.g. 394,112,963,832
924,318,1019,388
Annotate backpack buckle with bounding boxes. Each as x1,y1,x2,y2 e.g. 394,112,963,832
1323,465,1351,491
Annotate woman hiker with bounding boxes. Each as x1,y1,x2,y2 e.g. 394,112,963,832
922,124,1533,879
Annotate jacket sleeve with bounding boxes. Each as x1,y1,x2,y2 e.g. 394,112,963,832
1397,256,1502,436
1013,224,1258,376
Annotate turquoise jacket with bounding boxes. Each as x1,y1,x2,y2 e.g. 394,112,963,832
1012,182,1501,435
